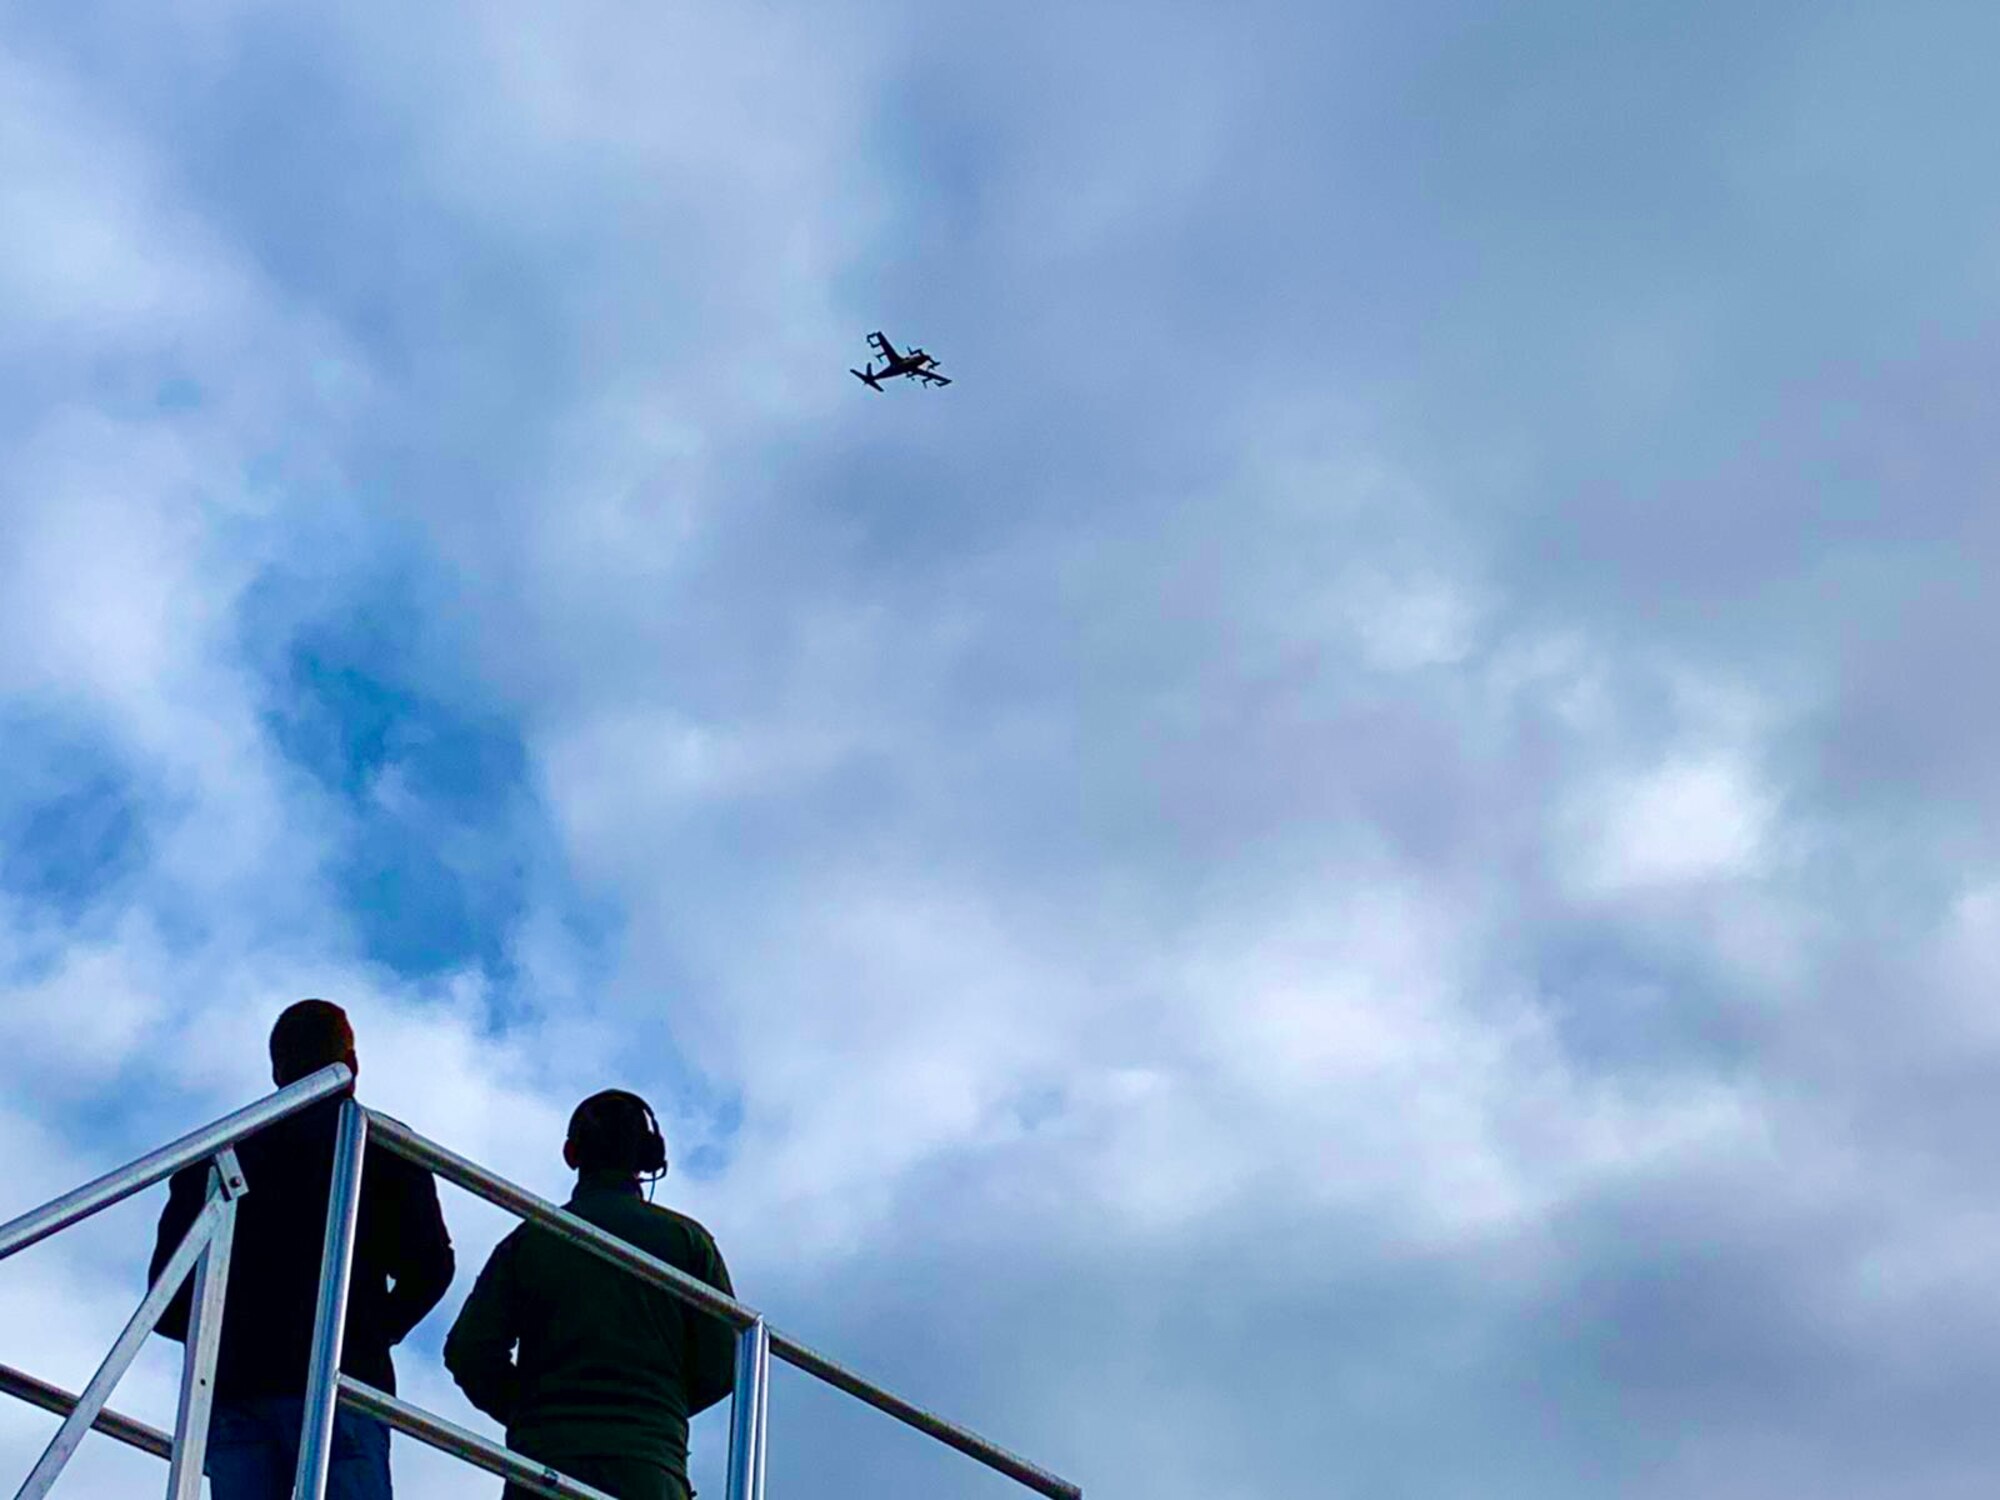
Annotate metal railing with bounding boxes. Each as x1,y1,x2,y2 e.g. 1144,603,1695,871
0,1069,1083,1500
0,1065,345,1500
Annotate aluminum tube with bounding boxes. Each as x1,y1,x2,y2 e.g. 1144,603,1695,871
0,1364,172,1463
167,1158,241,1500
291,1101,367,1500
16,1197,225,1500
336,1377,620,1500
770,1331,1083,1500
365,1113,756,1331
0,1065,351,1263
723,1319,770,1500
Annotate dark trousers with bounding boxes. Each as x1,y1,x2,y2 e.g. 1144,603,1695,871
207,1397,391,1500
504,1455,690,1500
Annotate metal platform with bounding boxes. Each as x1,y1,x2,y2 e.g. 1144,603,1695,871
0,1067,1081,1500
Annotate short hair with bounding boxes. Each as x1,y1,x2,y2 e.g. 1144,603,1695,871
567,1090,667,1178
269,999,357,1086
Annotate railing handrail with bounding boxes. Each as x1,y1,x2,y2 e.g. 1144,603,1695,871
338,1376,621,1500
0,1363,171,1461
366,1110,1082,1500
0,1065,352,1262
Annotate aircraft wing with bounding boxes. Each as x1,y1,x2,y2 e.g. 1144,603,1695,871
869,331,898,360
916,368,952,387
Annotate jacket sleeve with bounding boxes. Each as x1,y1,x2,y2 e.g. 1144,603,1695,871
148,1166,209,1345
380,1161,455,1345
685,1233,737,1416
444,1236,523,1426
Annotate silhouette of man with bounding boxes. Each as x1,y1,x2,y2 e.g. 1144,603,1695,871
444,1090,734,1500
151,1000,455,1500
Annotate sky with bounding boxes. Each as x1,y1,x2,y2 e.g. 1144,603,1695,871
3,2,2000,1497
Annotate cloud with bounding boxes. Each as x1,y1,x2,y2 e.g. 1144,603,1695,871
1563,752,1776,893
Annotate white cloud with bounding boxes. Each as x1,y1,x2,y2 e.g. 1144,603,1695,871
1339,566,1486,670
1131,882,1762,1243
0,928,169,1097
1931,882,2000,1051
1563,752,1777,894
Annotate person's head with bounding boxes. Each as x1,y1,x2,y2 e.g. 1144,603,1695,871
563,1089,668,1183
269,999,358,1087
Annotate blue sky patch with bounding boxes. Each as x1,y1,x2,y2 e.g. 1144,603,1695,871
678,1092,744,1180
155,376,203,412
0,710,149,925
248,576,550,983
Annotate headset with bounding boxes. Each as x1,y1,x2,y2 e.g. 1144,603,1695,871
568,1088,669,1194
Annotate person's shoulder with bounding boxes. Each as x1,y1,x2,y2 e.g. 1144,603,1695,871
164,1157,211,1195
639,1201,723,1257
487,1219,533,1259
211,1099,330,1180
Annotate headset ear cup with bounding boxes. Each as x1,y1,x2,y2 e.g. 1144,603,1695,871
613,1089,667,1178
642,1100,668,1177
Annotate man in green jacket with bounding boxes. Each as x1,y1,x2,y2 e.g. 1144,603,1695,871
444,1090,735,1500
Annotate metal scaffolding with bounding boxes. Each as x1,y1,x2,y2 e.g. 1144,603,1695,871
0,1067,1081,1500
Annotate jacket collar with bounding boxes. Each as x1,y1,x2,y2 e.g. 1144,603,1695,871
570,1168,644,1200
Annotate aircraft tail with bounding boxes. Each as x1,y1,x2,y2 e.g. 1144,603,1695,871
851,368,883,391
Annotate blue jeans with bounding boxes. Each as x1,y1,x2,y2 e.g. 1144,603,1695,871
207,1398,391,1500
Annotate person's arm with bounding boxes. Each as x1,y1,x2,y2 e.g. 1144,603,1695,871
443,1237,523,1426
148,1166,208,1345
685,1232,737,1416
380,1161,455,1345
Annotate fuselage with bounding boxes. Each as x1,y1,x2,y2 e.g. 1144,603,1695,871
854,333,946,388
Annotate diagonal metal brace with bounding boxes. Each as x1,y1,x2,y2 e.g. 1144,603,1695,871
167,1151,246,1500
11,1195,227,1500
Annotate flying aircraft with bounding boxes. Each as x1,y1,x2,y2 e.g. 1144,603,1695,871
851,331,952,390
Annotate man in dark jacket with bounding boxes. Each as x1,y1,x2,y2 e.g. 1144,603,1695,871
151,1000,455,1500
444,1090,735,1500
